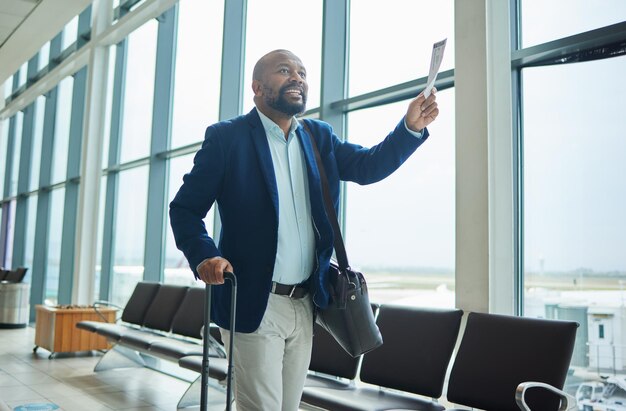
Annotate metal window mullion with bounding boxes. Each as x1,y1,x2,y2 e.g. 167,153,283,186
29,81,60,319
320,0,349,235
57,66,88,304
511,0,523,316
213,0,247,237
99,38,127,301
29,33,63,316
77,6,93,49
143,6,177,283
0,85,18,265
11,56,40,267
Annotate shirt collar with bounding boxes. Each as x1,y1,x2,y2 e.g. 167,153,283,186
257,109,299,138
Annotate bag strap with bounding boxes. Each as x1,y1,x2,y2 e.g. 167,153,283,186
301,120,350,271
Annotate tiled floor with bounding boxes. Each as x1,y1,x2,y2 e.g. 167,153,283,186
0,326,228,410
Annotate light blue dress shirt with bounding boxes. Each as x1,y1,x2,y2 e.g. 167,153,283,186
257,110,316,285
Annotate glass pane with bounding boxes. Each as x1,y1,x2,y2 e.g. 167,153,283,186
94,175,107,299
51,77,74,184
170,0,224,149
29,96,46,191
38,42,50,71
521,0,626,48
119,20,158,163
4,200,16,268
4,74,14,100
349,0,454,96
44,187,65,305
23,195,38,285
0,119,8,196
102,45,117,167
111,166,149,306
522,57,626,390
164,154,215,286
18,63,27,89
243,0,322,114
62,16,79,50
10,112,24,197
344,90,455,307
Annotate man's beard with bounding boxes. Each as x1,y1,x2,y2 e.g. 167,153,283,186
265,84,307,116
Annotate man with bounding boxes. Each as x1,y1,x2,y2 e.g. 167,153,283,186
169,49,439,410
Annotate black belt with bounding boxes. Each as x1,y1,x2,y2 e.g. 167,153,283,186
271,281,308,299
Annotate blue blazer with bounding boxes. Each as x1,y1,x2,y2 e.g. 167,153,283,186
169,108,428,332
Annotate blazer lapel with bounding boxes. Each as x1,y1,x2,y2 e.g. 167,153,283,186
248,109,279,221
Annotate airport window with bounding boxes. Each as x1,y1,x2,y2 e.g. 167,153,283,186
170,0,224,149
51,77,74,184
94,176,107,300
520,0,626,48
522,56,626,319
164,154,215,286
61,16,79,51
0,118,9,196
9,112,24,197
517,2,626,400
242,0,323,114
344,90,455,307
29,96,45,191
44,188,65,305
348,0,454,97
119,19,158,164
23,195,37,285
37,42,50,72
111,166,149,306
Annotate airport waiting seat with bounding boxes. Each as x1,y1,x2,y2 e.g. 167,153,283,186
301,306,464,411
117,284,190,349
3,267,28,283
76,281,161,335
445,312,578,411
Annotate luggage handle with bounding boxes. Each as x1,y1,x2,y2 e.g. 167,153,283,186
201,271,237,411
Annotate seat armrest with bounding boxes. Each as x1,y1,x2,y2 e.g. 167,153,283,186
515,381,577,411
94,301,124,323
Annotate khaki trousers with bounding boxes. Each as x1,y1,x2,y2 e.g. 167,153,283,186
220,293,313,411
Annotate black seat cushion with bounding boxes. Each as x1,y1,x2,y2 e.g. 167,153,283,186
118,329,170,351
447,312,578,411
149,339,207,360
96,324,135,341
170,287,205,338
309,322,360,380
121,282,161,326
142,285,189,332
301,385,445,411
360,306,463,397
179,355,228,381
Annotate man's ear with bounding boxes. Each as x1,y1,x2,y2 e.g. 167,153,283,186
252,79,262,96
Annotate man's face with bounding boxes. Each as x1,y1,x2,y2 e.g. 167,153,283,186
257,53,308,116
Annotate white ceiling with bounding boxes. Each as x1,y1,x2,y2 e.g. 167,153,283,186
0,0,40,49
0,0,90,87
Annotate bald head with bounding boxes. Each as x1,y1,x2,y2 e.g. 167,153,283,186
253,49,301,81
252,49,308,120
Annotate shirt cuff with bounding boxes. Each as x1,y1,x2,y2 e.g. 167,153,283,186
404,118,424,139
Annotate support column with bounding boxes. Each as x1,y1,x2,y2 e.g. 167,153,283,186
454,0,514,314
72,0,113,304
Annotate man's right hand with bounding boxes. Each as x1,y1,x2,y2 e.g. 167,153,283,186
197,257,233,285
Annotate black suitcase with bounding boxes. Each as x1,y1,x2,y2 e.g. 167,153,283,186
201,271,237,411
